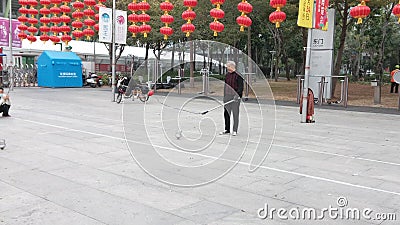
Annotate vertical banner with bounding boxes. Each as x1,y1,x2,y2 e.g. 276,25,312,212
99,7,112,43
314,0,329,30
298,0,314,28
0,18,21,48
115,10,127,45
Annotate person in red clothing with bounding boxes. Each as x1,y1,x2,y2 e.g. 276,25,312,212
390,65,399,93
220,61,244,136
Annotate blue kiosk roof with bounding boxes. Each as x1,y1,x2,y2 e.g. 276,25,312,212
41,51,81,60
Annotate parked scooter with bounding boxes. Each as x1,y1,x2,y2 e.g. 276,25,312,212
84,73,103,88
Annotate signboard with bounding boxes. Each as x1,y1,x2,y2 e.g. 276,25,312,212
99,7,112,43
394,71,400,84
298,0,314,28
309,9,335,99
314,0,329,30
0,18,21,48
115,10,127,45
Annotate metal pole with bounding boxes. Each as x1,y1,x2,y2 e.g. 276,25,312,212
111,0,116,101
8,0,14,91
93,39,96,73
301,28,312,123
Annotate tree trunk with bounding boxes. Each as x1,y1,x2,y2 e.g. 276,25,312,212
332,0,350,98
170,42,175,71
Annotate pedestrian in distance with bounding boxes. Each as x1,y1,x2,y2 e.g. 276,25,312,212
220,61,244,136
390,65,399,93
0,87,11,117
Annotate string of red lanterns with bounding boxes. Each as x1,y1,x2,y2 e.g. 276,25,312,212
138,0,151,38
60,0,72,44
209,0,224,37
72,0,85,40
160,0,174,40
182,0,197,37
17,0,29,40
269,0,286,28
83,0,96,40
49,0,62,44
128,0,140,37
26,0,39,43
350,0,371,24
39,0,51,43
236,0,252,32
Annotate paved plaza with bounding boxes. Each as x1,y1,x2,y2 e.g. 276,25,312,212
0,87,399,225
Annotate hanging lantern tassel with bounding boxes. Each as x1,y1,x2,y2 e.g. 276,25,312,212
236,0,252,32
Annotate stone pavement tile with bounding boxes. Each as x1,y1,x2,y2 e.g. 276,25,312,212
0,181,23,199
208,211,282,225
0,200,106,225
170,200,238,224
48,165,133,189
100,180,202,212
0,169,85,198
288,163,386,189
98,161,172,188
62,140,125,155
46,186,184,225
0,157,33,175
37,145,127,169
0,192,47,213
0,151,78,172
174,183,293,216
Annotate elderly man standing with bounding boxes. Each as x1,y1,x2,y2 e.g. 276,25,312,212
0,87,11,117
220,61,243,136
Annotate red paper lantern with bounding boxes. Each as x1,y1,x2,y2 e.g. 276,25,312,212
27,35,37,43
27,26,38,34
94,24,99,31
140,24,151,37
350,0,370,24
84,18,96,27
181,23,195,37
18,24,29,31
40,0,51,4
160,2,174,11
161,15,174,24
72,20,83,28
236,15,252,31
209,21,224,36
50,6,61,15
60,25,71,33
183,0,197,8
83,0,96,6
72,30,84,39
18,32,28,39
18,16,29,23
210,8,224,19
40,34,50,42
50,35,60,43
269,11,286,28
72,1,85,9
182,10,196,21
393,3,400,23
238,0,252,14
270,0,286,9
40,25,51,33
160,27,173,40
83,28,95,39
237,0,252,31
19,7,29,15
61,34,72,44
60,15,71,23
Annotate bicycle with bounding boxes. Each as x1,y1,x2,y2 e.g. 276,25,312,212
116,84,153,104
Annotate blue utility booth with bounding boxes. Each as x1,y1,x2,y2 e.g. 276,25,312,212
37,51,82,87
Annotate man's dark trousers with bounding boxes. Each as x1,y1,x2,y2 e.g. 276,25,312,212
0,104,10,116
391,82,399,93
224,97,240,133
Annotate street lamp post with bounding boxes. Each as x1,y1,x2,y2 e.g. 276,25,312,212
8,0,14,91
269,50,276,79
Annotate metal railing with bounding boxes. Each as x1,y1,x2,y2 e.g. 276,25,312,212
1,64,37,88
296,75,349,108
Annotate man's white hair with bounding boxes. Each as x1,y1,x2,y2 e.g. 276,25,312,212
226,61,236,69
